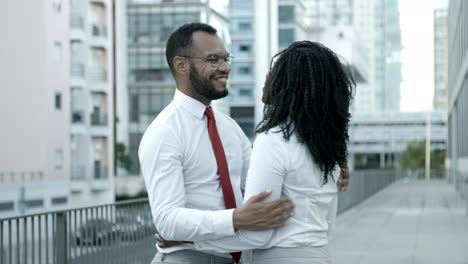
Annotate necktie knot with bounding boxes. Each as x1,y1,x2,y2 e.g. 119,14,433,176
204,106,215,120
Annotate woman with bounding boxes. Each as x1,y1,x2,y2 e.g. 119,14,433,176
180,41,353,263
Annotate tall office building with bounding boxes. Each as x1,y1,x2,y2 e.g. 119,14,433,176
228,0,256,139
447,0,468,199
306,0,369,112
69,0,115,206
434,8,448,111
307,0,401,113
278,0,310,51
115,0,231,195
0,0,115,217
373,0,401,112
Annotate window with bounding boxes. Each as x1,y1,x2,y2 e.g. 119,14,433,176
239,22,252,31
278,5,295,23
25,199,44,208
239,66,251,75
55,93,62,110
51,196,68,205
52,0,62,12
278,29,295,47
55,149,63,169
238,43,252,54
53,42,62,63
0,202,14,212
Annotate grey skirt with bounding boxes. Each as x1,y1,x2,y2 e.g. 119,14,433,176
251,245,331,264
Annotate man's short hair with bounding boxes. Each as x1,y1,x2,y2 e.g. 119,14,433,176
165,23,218,76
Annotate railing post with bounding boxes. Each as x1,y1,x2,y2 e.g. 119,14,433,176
55,212,68,264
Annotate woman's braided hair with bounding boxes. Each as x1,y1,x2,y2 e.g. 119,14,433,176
257,41,355,184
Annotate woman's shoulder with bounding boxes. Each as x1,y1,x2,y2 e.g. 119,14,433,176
254,127,289,148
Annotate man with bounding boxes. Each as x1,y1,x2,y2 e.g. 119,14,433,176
139,23,295,264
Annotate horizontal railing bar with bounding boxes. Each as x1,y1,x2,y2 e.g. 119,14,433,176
0,198,150,221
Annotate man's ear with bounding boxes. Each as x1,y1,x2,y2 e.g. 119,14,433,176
173,56,188,76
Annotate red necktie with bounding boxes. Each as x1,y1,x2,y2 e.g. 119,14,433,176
204,106,241,263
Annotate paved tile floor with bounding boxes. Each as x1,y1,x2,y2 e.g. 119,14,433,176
331,178,468,264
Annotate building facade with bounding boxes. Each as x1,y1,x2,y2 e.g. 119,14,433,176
306,0,370,112
447,0,468,205
277,0,309,51
115,0,231,196
228,0,256,139
69,0,115,207
0,0,115,218
348,111,447,170
434,8,448,111
374,0,401,112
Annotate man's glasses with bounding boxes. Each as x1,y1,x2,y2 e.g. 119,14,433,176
179,54,234,68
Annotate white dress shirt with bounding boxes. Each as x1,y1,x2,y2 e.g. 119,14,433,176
138,89,251,255
194,126,338,252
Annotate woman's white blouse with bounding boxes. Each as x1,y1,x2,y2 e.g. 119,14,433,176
194,127,339,252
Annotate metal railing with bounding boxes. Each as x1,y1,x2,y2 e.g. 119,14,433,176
70,64,85,79
90,112,108,126
0,172,44,184
0,200,156,264
0,170,404,263
337,169,401,214
451,170,468,214
87,67,107,82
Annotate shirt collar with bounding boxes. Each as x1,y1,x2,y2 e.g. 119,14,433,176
174,89,208,120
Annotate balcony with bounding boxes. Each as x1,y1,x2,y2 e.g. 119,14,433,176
93,163,108,180
71,164,86,181
70,14,84,30
88,67,107,82
0,200,156,263
91,24,107,38
70,63,86,79
90,112,108,126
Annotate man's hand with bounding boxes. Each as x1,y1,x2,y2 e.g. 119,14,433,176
154,231,191,249
233,190,294,231
337,163,350,192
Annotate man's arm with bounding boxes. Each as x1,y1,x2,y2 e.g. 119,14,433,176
139,125,235,241
193,133,291,252
139,125,293,241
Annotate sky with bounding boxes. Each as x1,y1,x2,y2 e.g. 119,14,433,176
399,0,448,112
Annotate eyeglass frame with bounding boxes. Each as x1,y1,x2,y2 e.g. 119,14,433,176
177,53,234,68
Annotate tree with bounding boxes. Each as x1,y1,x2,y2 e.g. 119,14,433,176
115,142,133,172
399,141,446,171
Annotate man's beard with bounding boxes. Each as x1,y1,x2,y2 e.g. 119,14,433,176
189,65,228,101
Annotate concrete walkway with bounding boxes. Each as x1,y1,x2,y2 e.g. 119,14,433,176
331,178,468,264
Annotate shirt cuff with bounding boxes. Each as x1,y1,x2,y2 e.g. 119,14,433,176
212,208,236,237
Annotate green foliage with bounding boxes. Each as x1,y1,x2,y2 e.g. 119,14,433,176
115,142,133,171
399,141,446,171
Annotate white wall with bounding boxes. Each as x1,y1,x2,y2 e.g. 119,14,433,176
0,0,69,181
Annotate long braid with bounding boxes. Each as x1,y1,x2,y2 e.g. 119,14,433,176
257,41,355,185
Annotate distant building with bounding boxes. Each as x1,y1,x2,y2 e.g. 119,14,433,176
447,0,468,200
228,0,257,139
115,0,231,196
308,0,399,112
305,0,369,112
348,111,447,170
433,8,448,111
278,0,310,51
0,0,115,218
69,0,115,207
